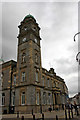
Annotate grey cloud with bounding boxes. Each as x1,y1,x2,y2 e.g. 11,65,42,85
52,57,78,76
66,76,78,97
1,0,79,2
2,43,17,62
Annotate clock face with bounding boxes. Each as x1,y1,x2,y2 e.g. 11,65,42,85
34,38,37,43
22,37,26,42
32,27,36,31
24,27,27,31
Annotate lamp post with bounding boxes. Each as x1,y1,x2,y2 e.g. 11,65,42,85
74,32,80,41
74,32,80,64
74,32,80,96
76,52,80,65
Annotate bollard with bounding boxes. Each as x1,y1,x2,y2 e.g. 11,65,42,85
42,113,44,120
77,109,79,116
33,114,35,120
65,109,67,120
68,109,71,119
40,106,42,114
56,115,58,120
21,116,24,120
71,109,73,118
17,111,19,118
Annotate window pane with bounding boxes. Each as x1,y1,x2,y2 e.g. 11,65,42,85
2,93,5,106
22,72,25,82
14,75,16,85
47,78,50,87
36,92,39,105
21,92,25,105
42,76,44,86
12,92,15,106
22,53,26,63
36,72,38,82
35,54,38,63
48,93,51,104
53,82,56,87
43,92,46,105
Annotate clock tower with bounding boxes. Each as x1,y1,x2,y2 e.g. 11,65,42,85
1,14,68,114
17,14,42,86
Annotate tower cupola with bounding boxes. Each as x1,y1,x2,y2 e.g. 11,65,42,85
18,14,41,45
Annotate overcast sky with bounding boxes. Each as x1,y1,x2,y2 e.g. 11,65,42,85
1,1,79,97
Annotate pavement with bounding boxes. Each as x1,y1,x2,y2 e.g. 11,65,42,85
0,108,80,120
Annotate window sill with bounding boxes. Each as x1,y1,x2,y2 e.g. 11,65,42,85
13,84,16,86
21,62,26,64
36,104,39,106
21,104,25,106
35,81,40,84
1,105,5,106
12,105,15,106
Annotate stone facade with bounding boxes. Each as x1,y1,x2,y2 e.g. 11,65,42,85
0,14,68,114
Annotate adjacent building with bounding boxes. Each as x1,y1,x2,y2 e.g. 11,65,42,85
0,14,68,114
69,93,80,105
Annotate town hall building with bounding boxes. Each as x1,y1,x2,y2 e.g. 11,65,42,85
0,14,68,114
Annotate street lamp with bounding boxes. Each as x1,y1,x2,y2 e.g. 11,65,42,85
76,52,80,65
74,32,80,95
74,32,80,41
74,32,80,65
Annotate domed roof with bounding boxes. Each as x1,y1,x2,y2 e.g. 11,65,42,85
24,14,35,20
